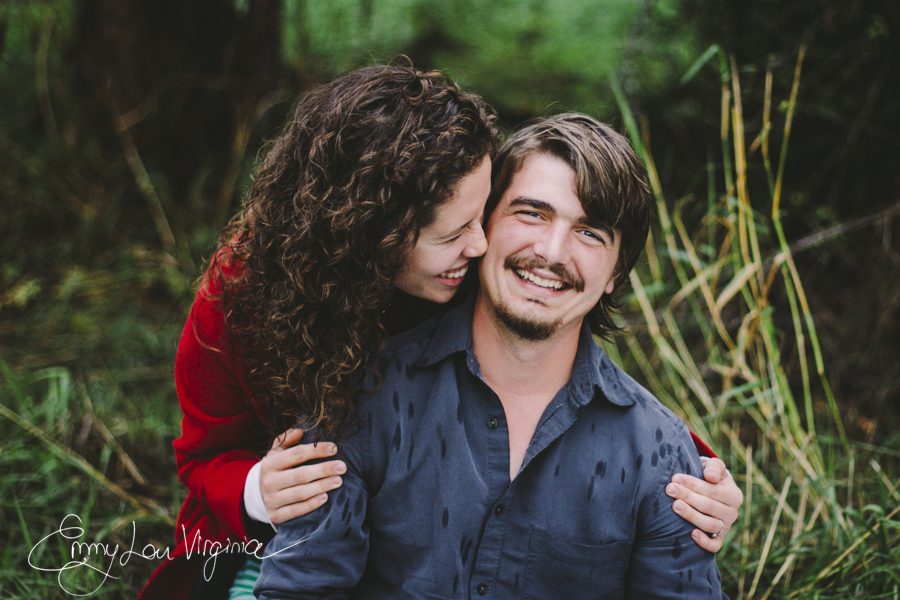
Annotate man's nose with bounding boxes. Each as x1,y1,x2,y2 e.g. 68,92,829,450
532,224,570,265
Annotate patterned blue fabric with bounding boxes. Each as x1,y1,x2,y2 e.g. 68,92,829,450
257,294,726,599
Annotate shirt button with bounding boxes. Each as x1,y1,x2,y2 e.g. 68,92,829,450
477,583,488,595
494,504,504,515
487,417,499,429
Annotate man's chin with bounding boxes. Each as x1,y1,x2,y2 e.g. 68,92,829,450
493,303,560,341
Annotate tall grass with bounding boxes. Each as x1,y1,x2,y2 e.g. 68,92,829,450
611,48,900,598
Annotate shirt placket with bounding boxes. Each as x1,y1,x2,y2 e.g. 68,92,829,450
463,352,514,599
467,384,583,599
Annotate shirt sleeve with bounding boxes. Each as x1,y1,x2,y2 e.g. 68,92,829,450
172,283,268,542
255,435,370,600
625,425,728,599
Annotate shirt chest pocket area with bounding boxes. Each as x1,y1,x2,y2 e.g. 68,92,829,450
522,528,632,600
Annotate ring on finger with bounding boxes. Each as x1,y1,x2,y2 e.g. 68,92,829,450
710,518,725,538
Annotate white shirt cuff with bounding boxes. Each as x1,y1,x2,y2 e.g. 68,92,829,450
243,460,275,528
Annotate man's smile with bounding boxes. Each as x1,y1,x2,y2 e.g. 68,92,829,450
504,255,584,294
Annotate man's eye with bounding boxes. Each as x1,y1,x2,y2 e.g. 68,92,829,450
580,229,607,244
517,210,541,218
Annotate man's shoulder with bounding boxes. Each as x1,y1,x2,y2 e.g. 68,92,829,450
375,311,444,372
358,309,453,419
594,352,693,443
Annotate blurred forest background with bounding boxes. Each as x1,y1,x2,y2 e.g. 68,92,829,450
1,0,899,597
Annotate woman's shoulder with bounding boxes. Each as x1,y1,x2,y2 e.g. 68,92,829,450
198,246,248,298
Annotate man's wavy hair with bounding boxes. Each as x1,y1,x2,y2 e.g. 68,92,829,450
210,64,498,439
486,113,653,340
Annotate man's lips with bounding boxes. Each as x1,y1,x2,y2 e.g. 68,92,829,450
514,268,566,290
504,256,584,292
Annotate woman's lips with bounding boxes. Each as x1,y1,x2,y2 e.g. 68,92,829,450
435,264,468,285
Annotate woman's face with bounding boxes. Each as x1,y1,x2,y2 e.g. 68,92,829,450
394,155,492,304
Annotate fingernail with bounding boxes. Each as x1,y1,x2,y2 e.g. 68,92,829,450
692,529,701,539
672,475,684,485
673,501,684,513
331,476,342,486
666,484,679,496
335,461,346,474
328,444,337,454
316,493,328,504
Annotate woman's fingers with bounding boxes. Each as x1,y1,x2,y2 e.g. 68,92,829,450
700,457,730,484
672,461,744,516
667,474,740,526
270,427,306,451
260,439,348,524
667,483,728,553
265,439,339,471
266,461,346,524
668,461,744,554
269,490,331,524
668,481,729,529
700,460,744,518
690,525,725,552
270,459,346,493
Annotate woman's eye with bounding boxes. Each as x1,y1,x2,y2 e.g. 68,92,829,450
444,233,462,243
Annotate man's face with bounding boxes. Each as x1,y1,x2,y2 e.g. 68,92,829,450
478,153,621,341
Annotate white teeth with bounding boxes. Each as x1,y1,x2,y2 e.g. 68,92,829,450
515,268,564,290
438,265,468,279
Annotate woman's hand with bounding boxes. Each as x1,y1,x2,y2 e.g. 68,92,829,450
667,458,743,552
260,428,347,525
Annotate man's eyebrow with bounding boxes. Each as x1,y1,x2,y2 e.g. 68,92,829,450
508,197,556,214
576,216,616,241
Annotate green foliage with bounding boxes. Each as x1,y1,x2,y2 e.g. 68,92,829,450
0,354,181,598
607,50,900,599
283,0,701,118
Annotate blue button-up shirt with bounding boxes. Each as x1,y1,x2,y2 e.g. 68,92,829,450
256,295,726,599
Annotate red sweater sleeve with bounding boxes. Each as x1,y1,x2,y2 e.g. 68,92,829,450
690,432,716,459
171,276,268,543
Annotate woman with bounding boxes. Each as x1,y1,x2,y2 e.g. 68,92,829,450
138,65,740,600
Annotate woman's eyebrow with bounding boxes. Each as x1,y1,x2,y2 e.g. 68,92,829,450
438,223,468,240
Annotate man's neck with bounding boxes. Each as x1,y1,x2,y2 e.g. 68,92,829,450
471,293,581,479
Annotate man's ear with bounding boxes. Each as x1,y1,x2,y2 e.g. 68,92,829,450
605,265,620,295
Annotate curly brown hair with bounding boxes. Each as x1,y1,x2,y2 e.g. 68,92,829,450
210,65,498,439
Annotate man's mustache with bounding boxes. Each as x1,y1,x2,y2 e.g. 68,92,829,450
503,256,585,293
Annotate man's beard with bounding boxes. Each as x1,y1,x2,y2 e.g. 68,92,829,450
492,299,562,341
489,255,579,340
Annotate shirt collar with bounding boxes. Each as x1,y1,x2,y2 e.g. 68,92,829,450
417,291,477,367
417,291,635,409
571,319,636,409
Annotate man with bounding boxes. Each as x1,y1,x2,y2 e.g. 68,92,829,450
256,114,727,599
